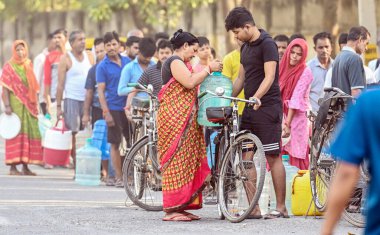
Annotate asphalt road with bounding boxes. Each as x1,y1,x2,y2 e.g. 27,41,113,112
0,138,364,235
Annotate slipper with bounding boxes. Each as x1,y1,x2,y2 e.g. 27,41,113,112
162,214,192,222
246,214,263,219
263,210,290,219
182,212,201,220
22,170,37,176
9,170,22,176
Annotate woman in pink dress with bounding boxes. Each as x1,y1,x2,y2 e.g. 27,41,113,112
279,38,313,170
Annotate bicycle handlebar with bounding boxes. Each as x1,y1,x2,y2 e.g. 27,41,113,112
127,83,156,99
198,89,258,105
324,87,349,96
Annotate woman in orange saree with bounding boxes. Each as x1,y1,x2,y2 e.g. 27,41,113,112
158,29,222,221
0,40,43,175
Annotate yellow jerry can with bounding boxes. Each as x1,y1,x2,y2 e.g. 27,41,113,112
291,170,324,216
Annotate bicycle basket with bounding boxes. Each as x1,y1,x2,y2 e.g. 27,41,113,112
206,106,232,124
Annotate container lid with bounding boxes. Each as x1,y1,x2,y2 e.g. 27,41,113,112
0,113,21,140
282,154,290,161
212,71,222,76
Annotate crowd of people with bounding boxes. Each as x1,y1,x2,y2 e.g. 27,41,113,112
0,5,379,231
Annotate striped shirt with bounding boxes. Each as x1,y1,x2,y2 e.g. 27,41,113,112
138,62,163,96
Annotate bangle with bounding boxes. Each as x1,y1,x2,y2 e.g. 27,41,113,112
103,109,109,116
284,120,291,128
203,67,211,75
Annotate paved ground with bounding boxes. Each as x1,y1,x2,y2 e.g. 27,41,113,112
0,137,364,235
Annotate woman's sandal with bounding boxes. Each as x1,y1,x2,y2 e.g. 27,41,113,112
181,212,201,220
162,213,192,222
22,170,37,176
9,170,22,176
263,210,290,219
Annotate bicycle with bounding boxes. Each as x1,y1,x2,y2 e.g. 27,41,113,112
199,88,266,223
309,87,369,227
122,83,162,211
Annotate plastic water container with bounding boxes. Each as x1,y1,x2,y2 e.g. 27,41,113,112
283,155,299,215
291,170,323,216
198,72,232,127
75,138,102,186
259,171,272,214
206,132,217,169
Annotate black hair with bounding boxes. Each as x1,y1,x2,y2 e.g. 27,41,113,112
157,39,173,52
338,33,348,45
69,30,85,45
94,37,104,47
211,47,216,59
225,7,255,32
103,31,120,44
154,32,169,42
139,37,156,58
290,33,306,42
47,33,54,40
347,26,370,41
273,34,289,44
170,29,199,50
52,28,67,38
119,41,126,48
313,32,332,45
197,36,210,47
126,36,140,47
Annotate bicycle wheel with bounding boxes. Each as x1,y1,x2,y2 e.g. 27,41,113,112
218,133,266,223
123,136,163,211
310,125,334,212
342,161,369,228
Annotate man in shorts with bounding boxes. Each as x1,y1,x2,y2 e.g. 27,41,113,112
56,30,94,169
225,7,287,219
96,31,131,187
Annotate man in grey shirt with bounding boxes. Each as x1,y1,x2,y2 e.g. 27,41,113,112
307,32,334,113
331,26,370,97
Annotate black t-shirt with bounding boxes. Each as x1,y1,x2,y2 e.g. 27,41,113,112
240,29,281,107
161,55,183,85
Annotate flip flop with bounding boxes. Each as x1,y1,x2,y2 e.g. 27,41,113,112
263,210,290,219
182,212,201,220
9,170,22,176
162,214,192,222
246,214,263,219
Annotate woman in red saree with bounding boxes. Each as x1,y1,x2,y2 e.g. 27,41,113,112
279,38,313,170
0,40,43,175
158,29,222,221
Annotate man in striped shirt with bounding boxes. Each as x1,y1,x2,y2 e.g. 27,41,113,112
137,39,173,96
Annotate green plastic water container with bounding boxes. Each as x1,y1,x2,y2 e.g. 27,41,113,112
198,72,232,127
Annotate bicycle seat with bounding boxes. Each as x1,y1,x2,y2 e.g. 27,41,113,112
132,97,150,112
206,106,233,124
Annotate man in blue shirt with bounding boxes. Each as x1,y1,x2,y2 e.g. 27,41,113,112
118,37,156,115
96,31,130,188
322,89,380,235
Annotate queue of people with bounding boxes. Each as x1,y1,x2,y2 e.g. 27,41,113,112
0,6,378,230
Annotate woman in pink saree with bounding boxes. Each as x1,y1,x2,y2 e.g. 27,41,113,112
279,38,313,170
158,29,222,221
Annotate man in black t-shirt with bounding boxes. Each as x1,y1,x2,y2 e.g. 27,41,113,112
225,7,288,219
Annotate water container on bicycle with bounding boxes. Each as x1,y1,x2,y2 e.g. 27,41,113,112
291,170,323,216
198,72,232,127
75,138,102,186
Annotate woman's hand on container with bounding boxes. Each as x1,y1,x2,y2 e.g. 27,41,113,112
209,60,223,72
4,105,12,115
282,125,291,138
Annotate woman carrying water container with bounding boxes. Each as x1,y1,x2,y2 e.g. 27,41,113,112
157,29,222,221
0,40,43,175
279,38,313,170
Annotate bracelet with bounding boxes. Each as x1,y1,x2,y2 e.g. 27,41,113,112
284,120,291,128
103,109,109,116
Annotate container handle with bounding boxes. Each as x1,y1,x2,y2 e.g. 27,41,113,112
54,118,67,134
291,170,309,195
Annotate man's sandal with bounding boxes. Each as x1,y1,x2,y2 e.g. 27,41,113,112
263,210,290,219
